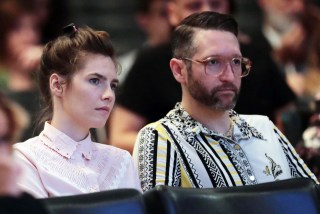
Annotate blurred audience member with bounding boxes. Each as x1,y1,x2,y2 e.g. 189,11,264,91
254,0,320,132
296,92,320,180
108,0,172,146
117,0,171,83
0,0,43,141
0,92,48,213
109,0,296,153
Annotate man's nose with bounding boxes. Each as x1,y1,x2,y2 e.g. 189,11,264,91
219,63,235,81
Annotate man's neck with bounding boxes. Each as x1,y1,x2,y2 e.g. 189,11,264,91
181,100,231,134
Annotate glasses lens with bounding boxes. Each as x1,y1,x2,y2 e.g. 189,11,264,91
205,57,222,75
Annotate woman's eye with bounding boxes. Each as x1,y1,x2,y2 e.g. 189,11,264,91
111,83,118,91
89,78,100,85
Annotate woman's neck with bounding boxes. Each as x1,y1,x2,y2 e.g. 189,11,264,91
50,114,90,142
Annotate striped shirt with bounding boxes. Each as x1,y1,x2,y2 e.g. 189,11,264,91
133,103,318,192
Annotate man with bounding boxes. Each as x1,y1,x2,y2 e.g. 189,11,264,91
117,0,171,83
133,11,317,192
109,0,296,153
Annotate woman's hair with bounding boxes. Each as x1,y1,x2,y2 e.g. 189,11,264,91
37,25,117,130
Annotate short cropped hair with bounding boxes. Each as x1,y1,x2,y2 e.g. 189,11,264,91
171,11,238,59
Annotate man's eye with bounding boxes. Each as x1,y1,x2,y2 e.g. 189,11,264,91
207,58,219,65
232,58,242,65
89,78,100,85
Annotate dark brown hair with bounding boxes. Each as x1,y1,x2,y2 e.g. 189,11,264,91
171,11,238,59
37,26,117,129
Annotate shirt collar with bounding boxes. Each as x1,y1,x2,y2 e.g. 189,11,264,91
165,103,265,143
39,122,93,160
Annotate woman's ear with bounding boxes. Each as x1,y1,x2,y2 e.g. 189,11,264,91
170,58,187,84
50,74,64,96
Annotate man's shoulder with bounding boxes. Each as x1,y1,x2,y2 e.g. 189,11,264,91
141,118,169,130
238,114,270,123
238,114,273,130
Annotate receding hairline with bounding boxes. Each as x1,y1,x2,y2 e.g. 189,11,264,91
182,26,239,57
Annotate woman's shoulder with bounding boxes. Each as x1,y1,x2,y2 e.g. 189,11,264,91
13,136,41,151
93,143,131,158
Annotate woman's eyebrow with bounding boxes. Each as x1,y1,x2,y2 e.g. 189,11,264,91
90,73,107,80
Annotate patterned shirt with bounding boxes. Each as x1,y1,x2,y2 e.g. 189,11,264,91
14,122,141,198
133,103,318,192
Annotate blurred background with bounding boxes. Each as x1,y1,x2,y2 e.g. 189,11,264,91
67,0,263,55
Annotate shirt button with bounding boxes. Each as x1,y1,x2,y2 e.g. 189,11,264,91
249,175,255,181
234,144,241,150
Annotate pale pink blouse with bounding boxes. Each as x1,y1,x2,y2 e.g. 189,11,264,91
13,122,142,198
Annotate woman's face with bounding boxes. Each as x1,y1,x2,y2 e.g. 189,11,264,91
60,53,118,131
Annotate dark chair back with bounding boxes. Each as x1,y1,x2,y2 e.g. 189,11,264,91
40,188,146,214
143,178,320,214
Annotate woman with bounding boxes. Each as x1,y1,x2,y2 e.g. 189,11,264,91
13,24,141,198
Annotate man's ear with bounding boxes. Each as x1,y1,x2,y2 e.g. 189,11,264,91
50,73,64,96
170,58,187,84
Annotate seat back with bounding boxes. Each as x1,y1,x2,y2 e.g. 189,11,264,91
144,178,320,214
40,188,146,214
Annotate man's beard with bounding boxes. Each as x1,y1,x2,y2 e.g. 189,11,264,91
188,76,239,111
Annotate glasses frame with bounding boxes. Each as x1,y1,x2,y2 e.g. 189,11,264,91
180,56,252,77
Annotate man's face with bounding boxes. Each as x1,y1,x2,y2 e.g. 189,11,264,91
168,0,230,26
184,29,241,110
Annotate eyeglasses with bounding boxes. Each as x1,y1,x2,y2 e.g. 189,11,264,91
181,55,252,77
